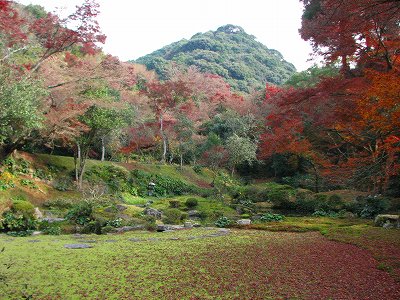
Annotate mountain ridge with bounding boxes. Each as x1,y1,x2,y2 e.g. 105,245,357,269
134,24,296,92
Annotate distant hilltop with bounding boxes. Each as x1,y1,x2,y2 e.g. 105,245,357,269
133,24,296,93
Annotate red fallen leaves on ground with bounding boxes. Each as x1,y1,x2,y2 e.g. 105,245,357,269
176,232,400,300
327,227,400,282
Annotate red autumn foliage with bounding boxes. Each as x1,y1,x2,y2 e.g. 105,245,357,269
300,0,400,71
0,1,27,47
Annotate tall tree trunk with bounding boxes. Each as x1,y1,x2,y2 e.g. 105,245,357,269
101,136,105,162
74,142,81,183
311,162,320,193
180,153,183,170
160,115,167,163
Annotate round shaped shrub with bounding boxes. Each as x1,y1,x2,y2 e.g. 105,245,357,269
185,198,198,208
214,216,231,228
12,200,34,216
163,208,183,224
259,213,285,222
169,200,180,208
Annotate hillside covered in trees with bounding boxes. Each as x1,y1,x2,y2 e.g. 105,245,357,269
135,24,296,92
1,1,400,298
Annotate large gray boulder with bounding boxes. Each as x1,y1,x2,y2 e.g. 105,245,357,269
236,219,251,225
157,224,185,231
374,214,400,228
187,210,200,218
144,207,162,219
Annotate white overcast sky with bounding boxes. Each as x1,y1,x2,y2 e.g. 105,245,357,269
18,0,315,71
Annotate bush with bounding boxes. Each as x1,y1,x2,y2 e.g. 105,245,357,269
169,200,180,208
143,215,157,231
43,198,75,210
85,165,131,194
180,212,188,221
198,211,208,220
80,219,103,234
312,210,338,217
268,190,296,209
185,198,198,208
65,201,94,225
43,225,61,235
214,216,231,228
106,218,123,228
259,213,285,222
347,195,390,218
1,211,36,232
192,165,203,174
53,175,74,191
0,200,37,233
101,225,115,234
163,208,183,224
12,200,34,216
20,179,38,189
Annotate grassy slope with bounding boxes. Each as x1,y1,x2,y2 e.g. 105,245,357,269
1,228,400,299
0,153,216,208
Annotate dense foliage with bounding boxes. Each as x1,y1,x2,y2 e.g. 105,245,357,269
135,25,296,92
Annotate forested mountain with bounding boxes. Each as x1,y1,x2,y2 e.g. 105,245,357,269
135,25,296,92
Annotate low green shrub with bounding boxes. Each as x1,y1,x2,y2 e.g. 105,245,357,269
39,220,59,234
43,198,75,210
12,200,34,216
214,216,231,228
268,190,296,209
33,168,52,181
85,165,131,194
169,200,180,208
20,179,38,189
65,201,94,225
259,213,285,222
143,215,157,231
185,198,198,208
1,212,36,232
52,175,74,191
80,219,103,234
180,212,188,221
192,165,203,174
163,208,183,224
312,210,338,217
106,218,123,228
101,225,115,234
346,195,390,218
43,225,61,235
131,169,195,197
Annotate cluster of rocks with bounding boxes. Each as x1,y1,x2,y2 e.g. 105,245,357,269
157,221,201,232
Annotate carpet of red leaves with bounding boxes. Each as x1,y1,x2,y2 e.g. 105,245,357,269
177,231,400,300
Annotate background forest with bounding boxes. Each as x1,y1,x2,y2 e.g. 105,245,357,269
1,1,400,298
1,0,399,195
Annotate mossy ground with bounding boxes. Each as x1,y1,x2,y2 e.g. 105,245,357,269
1,226,400,299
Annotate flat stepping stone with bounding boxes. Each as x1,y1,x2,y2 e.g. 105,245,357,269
27,240,41,243
64,244,93,249
128,238,143,242
169,237,180,240
187,236,197,240
148,238,160,242
80,240,97,243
